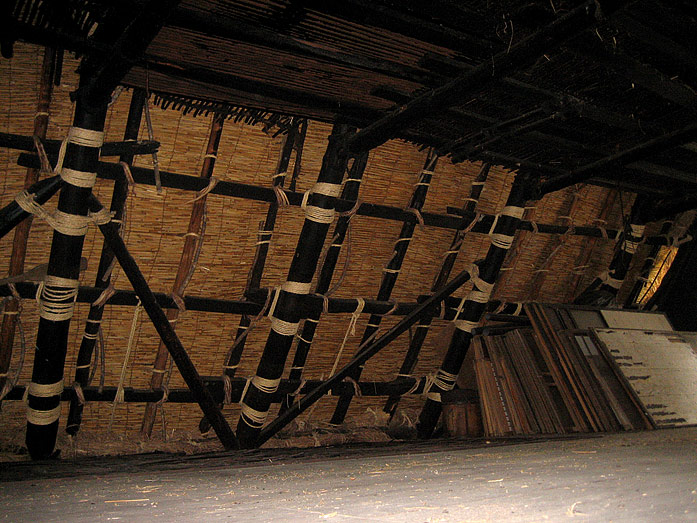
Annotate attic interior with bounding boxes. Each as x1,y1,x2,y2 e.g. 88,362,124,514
1,0,697,518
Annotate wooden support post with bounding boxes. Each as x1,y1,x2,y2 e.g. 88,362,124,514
25,87,108,460
384,163,490,417
65,89,146,435
417,172,537,439
329,150,437,425
140,114,224,437
257,263,477,447
280,151,368,413
221,120,303,383
574,194,651,305
0,47,55,404
235,124,351,448
87,194,239,449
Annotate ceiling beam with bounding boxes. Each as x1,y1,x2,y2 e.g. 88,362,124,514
345,1,629,153
541,122,697,194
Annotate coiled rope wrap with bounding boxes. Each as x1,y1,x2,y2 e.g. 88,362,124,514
239,375,281,427
37,275,79,322
267,281,311,337
599,270,623,290
301,182,342,224
489,205,525,250
15,190,113,237
25,380,64,426
451,264,493,333
56,127,104,188
424,368,458,403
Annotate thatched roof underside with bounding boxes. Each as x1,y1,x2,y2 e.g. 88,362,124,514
1,0,696,450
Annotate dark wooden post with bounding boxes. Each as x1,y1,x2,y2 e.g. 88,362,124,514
0,48,55,401
235,123,351,448
25,84,109,460
280,151,369,412
87,195,239,449
141,114,225,437
221,120,303,382
383,162,490,417
417,172,537,439
66,88,146,435
329,150,437,425
256,263,478,447
574,194,651,305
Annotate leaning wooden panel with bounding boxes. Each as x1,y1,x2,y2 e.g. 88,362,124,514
592,328,697,427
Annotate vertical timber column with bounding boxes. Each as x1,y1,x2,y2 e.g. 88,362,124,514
417,172,537,439
330,150,437,425
574,194,650,305
141,114,224,437
281,151,369,412
222,121,302,381
0,48,55,397
383,163,491,417
236,123,350,448
26,89,108,460
66,88,146,435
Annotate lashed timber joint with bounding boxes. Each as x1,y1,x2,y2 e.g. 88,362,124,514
86,194,239,450
417,171,540,439
236,124,352,449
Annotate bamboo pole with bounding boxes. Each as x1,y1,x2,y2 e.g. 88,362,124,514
25,88,109,460
0,47,55,405
140,114,225,437
5,377,429,404
66,89,146,436
383,162,490,417
417,172,537,439
330,150,438,425
235,123,351,448
280,151,369,413
18,154,667,241
87,194,239,449
0,131,158,157
0,281,518,321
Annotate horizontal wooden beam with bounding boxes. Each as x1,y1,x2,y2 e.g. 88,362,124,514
3,376,428,404
0,132,159,157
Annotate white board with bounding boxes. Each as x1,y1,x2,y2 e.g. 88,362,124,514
593,329,697,427
600,310,673,331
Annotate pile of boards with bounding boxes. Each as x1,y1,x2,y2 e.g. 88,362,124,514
473,304,697,437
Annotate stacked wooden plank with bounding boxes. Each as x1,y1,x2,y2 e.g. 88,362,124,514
473,304,655,437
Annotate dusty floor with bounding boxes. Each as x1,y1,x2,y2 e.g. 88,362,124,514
1,427,696,522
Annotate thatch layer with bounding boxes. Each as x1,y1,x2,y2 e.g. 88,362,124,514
0,44,631,439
